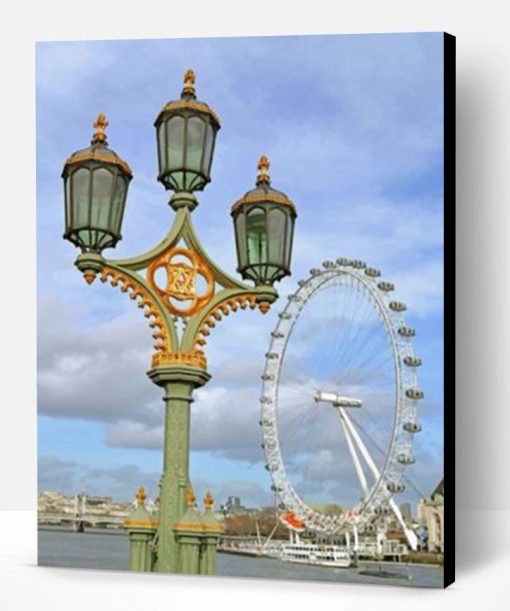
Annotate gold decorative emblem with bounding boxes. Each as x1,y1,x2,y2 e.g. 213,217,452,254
167,262,195,301
147,247,214,317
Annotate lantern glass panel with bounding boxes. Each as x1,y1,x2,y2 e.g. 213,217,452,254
186,116,206,172
90,168,114,229
157,123,166,172
202,124,214,175
64,174,71,232
246,207,267,265
71,168,91,228
167,116,185,169
235,212,247,269
111,176,127,234
267,207,287,265
285,215,295,266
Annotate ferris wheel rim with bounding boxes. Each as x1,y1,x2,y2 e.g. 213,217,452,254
260,260,421,534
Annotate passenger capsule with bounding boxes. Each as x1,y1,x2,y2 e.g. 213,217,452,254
271,331,285,339
336,257,351,266
278,312,292,319
265,352,279,359
398,326,416,338
322,260,336,269
298,279,307,287
403,356,422,367
387,482,405,493
310,268,321,276
378,281,395,292
351,259,367,269
260,396,272,404
403,421,422,433
375,506,391,516
397,453,416,465
261,373,275,381
365,267,381,278
389,301,406,312
288,294,303,303
406,388,424,400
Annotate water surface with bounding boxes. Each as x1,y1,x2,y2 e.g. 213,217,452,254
38,527,443,588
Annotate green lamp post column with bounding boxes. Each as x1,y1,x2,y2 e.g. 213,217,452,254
147,365,210,573
124,486,159,572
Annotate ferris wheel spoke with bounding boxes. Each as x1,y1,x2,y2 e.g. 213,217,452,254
330,286,370,373
338,408,381,483
339,412,370,499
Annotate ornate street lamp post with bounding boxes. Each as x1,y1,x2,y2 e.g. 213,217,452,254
62,70,296,575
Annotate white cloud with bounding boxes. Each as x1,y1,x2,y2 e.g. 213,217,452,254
38,455,160,502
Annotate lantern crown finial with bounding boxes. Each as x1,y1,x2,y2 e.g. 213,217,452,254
204,491,214,509
185,485,196,507
182,68,197,99
91,113,109,145
135,486,147,506
256,155,271,186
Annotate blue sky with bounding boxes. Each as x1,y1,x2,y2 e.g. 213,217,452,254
37,33,444,511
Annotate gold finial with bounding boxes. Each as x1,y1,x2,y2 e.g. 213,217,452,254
256,155,271,186
182,69,196,98
185,485,196,507
135,486,147,506
83,270,97,285
259,302,270,314
92,113,109,145
204,491,214,509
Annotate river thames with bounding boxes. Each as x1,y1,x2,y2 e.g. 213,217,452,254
38,528,443,587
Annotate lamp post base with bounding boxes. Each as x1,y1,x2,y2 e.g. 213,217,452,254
147,363,213,574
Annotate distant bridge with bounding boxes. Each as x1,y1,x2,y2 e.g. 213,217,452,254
38,512,126,531
38,493,128,532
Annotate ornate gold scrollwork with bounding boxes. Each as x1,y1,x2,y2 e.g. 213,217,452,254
194,294,271,349
151,349,207,369
147,247,214,317
99,265,209,370
100,266,171,356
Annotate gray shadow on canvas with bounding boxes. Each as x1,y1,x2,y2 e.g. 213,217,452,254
455,57,510,574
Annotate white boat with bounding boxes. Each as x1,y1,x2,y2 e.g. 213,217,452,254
276,543,352,568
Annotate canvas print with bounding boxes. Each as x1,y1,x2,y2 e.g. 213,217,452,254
37,32,454,587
